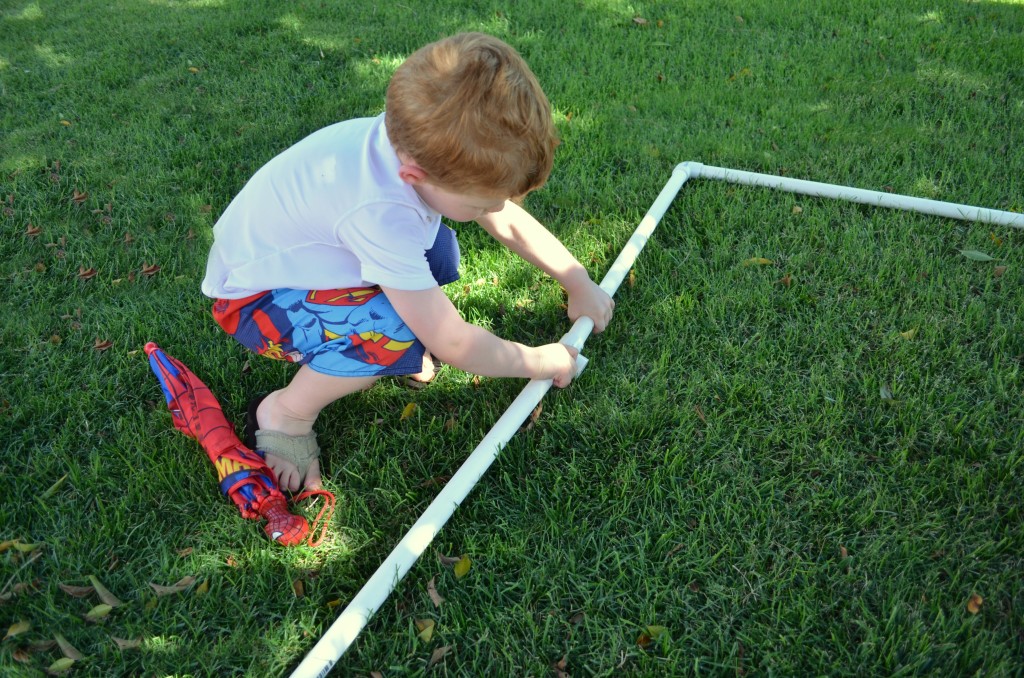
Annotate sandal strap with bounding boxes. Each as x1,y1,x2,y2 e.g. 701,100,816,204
254,429,320,478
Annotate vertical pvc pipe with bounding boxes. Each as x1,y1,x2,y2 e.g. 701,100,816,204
288,165,695,678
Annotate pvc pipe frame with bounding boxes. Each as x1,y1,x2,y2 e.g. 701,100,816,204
290,162,1022,678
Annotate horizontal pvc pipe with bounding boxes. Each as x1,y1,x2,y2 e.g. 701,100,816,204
289,165,695,678
685,162,1024,229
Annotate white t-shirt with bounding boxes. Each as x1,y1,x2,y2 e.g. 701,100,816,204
201,114,443,299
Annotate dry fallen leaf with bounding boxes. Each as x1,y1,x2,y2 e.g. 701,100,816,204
149,576,196,596
87,575,124,607
326,599,341,609
437,552,461,567
10,541,42,553
839,545,849,559
112,637,142,650
693,404,706,423
176,547,194,558
195,579,209,596
899,328,918,340
292,579,305,598
1,581,37,601
25,225,42,237
967,594,983,615
637,624,669,649
743,257,773,267
791,205,803,215
520,404,542,432
427,576,445,608
94,338,113,352
30,639,56,652
777,274,792,287
47,657,75,675
59,583,96,598
628,269,636,288
993,265,1006,278
77,267,98,281
84,603,113,623
632,16,648,25
400,402,417,421
60,120,72,126
427,645,451,669
5,620,31,640
141,263,161,276
415,618,435,643
453,555,471,579
54,633,84,661
71,190,88,204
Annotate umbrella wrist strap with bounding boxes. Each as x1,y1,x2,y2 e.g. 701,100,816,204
293,490,336,547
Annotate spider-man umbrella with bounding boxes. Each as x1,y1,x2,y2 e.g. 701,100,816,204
144,342,332,546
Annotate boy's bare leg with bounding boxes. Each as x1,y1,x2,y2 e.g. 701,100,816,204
256,365,379,492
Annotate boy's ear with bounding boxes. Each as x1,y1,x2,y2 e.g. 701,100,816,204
397,160,428,186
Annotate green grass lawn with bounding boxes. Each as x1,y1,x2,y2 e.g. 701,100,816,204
2,0,1022,675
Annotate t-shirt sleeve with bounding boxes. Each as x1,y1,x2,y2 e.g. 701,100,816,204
339,202,439,290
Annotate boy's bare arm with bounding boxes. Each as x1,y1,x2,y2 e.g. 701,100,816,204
476,201,614,332
381,285,579,387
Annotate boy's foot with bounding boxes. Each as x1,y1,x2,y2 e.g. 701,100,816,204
405,351,442,386
245,394,322,493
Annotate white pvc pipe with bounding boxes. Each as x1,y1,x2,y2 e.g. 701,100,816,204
288,163,695,678
684,162,1024,229
291,161,1019,677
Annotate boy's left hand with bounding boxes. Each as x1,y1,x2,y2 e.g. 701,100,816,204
566,277,614,333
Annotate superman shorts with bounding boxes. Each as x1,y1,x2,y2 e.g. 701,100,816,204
211,225,460,378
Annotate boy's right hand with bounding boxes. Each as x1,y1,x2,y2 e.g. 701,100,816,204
535,343,580,388
382,284,582,386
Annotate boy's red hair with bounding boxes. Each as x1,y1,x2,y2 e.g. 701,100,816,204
385,32,559,197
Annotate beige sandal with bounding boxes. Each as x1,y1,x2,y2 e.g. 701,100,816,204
253,429,320,481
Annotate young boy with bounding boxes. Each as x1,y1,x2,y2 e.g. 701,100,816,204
201,32,614,493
